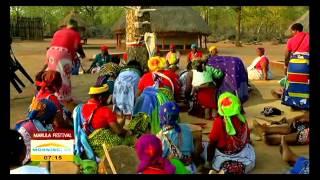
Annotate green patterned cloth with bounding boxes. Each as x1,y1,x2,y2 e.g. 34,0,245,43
128,112,150,137
88,128,134,158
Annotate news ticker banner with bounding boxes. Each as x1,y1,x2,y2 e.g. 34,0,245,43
30,130,74,162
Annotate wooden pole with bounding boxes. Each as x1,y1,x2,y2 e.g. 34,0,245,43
102,144,117,174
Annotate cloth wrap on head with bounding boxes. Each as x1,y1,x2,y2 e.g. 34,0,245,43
148,56,167,72
159,101,181,133
135,134,176,174
217,92,246,136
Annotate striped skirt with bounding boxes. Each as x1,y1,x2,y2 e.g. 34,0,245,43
282,53,309,109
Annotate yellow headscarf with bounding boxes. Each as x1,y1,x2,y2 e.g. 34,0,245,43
148,56,166,72
209,46,217,52
88,84,109,95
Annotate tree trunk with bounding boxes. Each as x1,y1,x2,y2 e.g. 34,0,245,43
125,6,151,72
235,6,242,47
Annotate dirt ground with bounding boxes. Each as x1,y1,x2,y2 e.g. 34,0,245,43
10,39,308,174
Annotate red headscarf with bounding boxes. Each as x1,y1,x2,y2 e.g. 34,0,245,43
170,43,176,49
40,70,62,91
101,45,108,52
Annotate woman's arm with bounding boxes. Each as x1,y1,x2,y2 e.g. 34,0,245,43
260,60,268,80
108,122,129,137
185,71,193,100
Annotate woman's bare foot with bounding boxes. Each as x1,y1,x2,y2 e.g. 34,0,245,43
280,136,297,166
271,89,282,99
252,120,267,137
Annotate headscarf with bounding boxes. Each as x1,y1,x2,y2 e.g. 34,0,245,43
170,43,176,50
159,101,181,133
209,46,217,52
135,134,175,174
40,70,62,91
148,56,166,72
28,98,58,125
101,45,108,52
88,84,109,95
217,92,246,136
257,47,265,54
191,44,197,49
98,62,121,77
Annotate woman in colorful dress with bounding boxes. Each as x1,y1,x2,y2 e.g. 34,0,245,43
73,84,134,159
89,45,113,74
187,44,203,64
165,43,180,71
185,60,223,119
138,56,181,100
135,134,176,174
156,101,195,173
46,19,85,103
206,92,255,174
282,23,310,110
247,47,272,80
15,98,58,165
112,60,142,123
96,56,122,104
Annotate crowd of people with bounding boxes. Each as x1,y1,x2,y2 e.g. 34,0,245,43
10,20,309,175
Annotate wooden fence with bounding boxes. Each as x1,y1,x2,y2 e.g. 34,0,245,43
10,17,44,40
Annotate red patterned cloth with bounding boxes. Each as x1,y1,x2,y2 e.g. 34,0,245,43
209,116,250,154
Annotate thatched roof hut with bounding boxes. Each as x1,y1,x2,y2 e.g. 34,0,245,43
286,11,309,36
112,6,212,50
59,10,87,32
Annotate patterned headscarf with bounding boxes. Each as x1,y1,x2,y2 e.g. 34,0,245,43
159,101,181,133
28,98,58,124
135,134,175,174
148,56,167,72
217,92,246,136
209,46,217,52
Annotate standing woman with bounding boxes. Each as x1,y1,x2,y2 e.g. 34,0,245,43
185,60,223,119
282,23,310,110
46,19,85,103
247,47,272,80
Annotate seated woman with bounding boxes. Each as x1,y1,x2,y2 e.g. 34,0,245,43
138,56,181,100
34,70,72,129
166,43,180,72
96,56,122,104
135,134,176,174
156,101,195,173
10,129,49,174
279,136,309,174
206,92,255,174
112,60,142,123
185,60,223,119
253,111,309,146
15,98,58,165
73,84,134,159
88,45,112,74
247,47,272,80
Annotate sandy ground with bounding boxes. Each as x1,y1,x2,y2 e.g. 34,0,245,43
10,39,308,174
